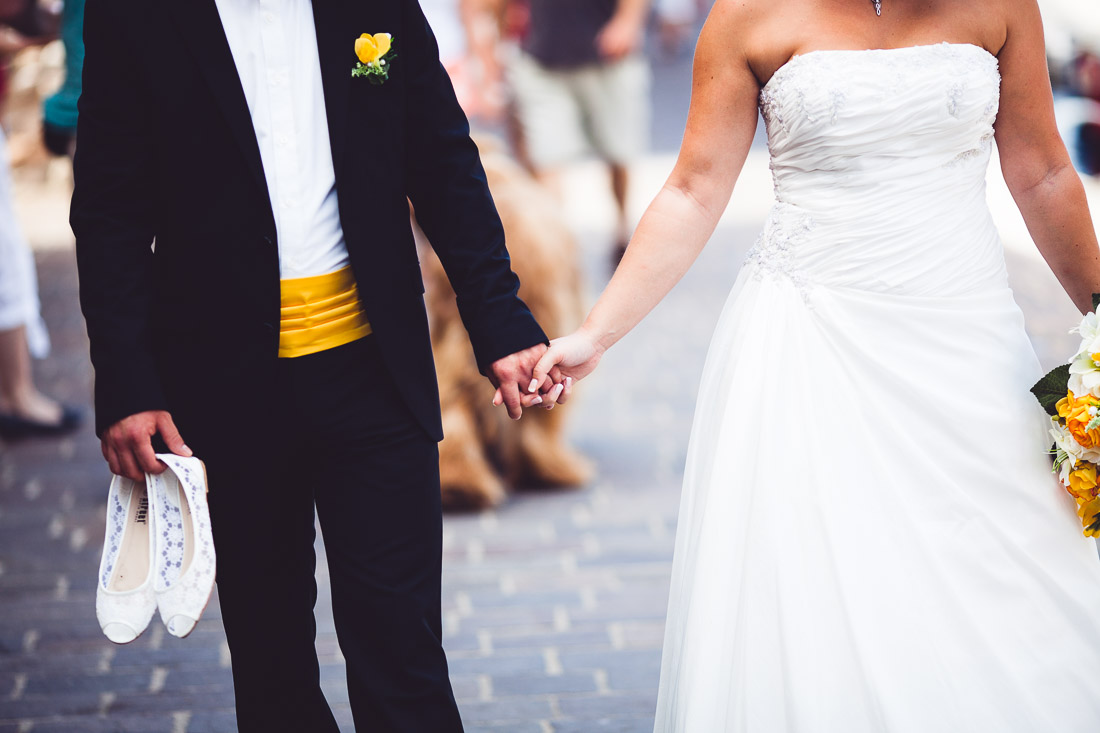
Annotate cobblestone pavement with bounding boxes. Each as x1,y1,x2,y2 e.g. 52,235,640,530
2,124,1098,733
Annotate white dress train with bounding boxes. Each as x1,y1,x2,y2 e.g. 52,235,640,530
654,43,1100,732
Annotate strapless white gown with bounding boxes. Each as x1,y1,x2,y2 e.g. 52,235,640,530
654,43,1100,732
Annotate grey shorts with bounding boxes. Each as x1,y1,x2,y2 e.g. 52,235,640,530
509,52,651,169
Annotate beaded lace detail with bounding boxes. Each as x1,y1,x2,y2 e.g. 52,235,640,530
759,53,852,135
153,477,186,589
100,479,131,589
759,42,1000,138
748,43,1001,300
95,582,157,626
152,456,216,636
744,203,816,297
759,87,785,134
760,72,847,134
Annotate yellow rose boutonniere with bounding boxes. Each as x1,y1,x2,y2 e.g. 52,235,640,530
353,33,396,85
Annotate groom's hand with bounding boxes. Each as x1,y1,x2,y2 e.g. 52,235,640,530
102,410,192,482
488,344,558,420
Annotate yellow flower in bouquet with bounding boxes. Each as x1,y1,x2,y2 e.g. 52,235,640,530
1078,497,1100,538
1057,390,1100,448
1067,464,1099,501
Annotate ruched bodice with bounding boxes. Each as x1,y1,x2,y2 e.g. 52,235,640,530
749,43,1005,297
656,41,1100,733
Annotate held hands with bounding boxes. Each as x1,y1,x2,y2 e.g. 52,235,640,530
532,330,604,387
102,410,192,482
489,343,566,420
490,332,604,419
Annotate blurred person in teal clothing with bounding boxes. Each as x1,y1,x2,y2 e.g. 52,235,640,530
42,0,82,157
0,0,81,438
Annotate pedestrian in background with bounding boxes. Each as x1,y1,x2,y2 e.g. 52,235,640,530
42,0,82,158
1054,49,1100,175
0,0,80,438
506,0,652,260
420,0,508,122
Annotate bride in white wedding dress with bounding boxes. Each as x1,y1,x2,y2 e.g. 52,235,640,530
531,0,1100,729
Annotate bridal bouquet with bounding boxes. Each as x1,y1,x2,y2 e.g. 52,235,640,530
1033,295,1100,537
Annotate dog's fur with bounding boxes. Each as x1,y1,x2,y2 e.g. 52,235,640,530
417,141,592,510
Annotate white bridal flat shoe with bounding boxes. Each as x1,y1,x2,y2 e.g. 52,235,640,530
149,455,216,638
95,475,157,644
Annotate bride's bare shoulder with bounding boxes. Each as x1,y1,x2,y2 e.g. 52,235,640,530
996,0,1043,45
941,0,1035,56
704,0,806,88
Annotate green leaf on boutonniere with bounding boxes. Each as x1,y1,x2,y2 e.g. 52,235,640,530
1031,363,1071,416
351,52,397,85
1092,293,1100,312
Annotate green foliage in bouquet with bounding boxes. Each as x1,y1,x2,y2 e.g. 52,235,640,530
1032,364,1072,416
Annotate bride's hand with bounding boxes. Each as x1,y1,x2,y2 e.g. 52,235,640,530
531,331,605,402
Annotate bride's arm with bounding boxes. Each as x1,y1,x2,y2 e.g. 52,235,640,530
531,1,763,385
995,0,1100,314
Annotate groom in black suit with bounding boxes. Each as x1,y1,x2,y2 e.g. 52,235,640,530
71,1,559,730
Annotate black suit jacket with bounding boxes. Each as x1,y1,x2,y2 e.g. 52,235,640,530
71,0,547,446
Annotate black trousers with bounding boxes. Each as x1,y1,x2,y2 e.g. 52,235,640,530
202,337,463,732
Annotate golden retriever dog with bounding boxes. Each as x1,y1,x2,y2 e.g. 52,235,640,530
416,139,592,510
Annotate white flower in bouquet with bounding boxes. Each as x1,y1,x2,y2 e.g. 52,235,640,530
1059,458,1075,487
1072,310,1100,354
1080,444,1100,465
1051,422,1082,485
1050,415,1100,468
1067,351,1100,399
1080,336,1100,363
1073,309,1099,336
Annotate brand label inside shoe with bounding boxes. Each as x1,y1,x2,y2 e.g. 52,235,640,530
135,496,149,524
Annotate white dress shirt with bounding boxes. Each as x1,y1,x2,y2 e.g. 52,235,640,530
214,0,349,281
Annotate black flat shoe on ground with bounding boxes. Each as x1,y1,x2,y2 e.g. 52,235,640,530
0,405,84,440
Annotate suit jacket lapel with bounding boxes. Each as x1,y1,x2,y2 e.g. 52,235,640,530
166,0,269,201
311,0,352,184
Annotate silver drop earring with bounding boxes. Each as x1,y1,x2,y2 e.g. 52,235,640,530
872,0,882,15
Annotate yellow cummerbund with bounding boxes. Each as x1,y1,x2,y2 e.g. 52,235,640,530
279,266,372,358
